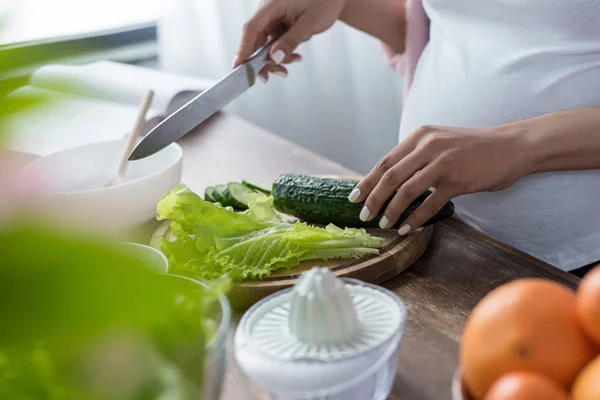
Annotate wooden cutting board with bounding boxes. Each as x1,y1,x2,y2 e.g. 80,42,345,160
230,225,433,310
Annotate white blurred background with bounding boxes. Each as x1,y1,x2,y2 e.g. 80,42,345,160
0,0,404,174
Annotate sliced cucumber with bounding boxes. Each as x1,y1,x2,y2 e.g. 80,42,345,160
204,186,217,202
242,179,272,194
213,184,229,205
225,182,256,210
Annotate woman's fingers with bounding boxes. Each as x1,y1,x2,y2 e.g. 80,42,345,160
377,164,440,230
235,3,278,67
349,138,418,205
283,53,303,64
258,53,301,82
258,69,269,83
359,152,426,222
259,53,301,72
269,13,315,64
394,187,453,235
258,65,289,83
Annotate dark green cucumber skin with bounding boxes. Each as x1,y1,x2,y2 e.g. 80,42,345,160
272,174,454,229
242,179,272,195
204,187,217,202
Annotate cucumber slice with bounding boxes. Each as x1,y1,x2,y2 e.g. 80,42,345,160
242,179,272,194
204,186,217,202
225,182,255,210
213,184,229,205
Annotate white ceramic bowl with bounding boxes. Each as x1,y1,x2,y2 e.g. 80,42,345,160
116,242,169,274
19,139,182,235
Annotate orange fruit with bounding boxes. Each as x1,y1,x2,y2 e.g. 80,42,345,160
577,264,600,345
460,278,596,399
483,371,568,400
572,355,600,400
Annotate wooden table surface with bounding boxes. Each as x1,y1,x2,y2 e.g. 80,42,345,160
178,112,581,400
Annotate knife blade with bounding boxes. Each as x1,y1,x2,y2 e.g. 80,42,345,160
128,38,278,161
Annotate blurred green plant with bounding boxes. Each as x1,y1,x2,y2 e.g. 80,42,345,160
0,23,230,399
0,220,230,400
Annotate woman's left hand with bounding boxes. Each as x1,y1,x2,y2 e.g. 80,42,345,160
348,124,530,234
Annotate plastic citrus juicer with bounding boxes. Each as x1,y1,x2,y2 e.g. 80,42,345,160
234,267,407,400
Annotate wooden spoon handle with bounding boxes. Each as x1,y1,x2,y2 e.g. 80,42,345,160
116,90,154,177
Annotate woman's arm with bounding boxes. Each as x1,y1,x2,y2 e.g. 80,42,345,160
340,0,406,53
234,0,406,81
519,106,600,173
349,106,600,235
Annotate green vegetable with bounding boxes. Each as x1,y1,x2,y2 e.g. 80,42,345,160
272,174,455,229
206,181,272,209
212,184,229,206
242,179,272,194
203,186,216,202
224,182,255,210
156,184,384,280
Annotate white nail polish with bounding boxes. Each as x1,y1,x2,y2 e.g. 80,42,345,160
272,50,285,64
398,224,411,236
379,216,390,229
273,71,288,78
259,75,267,84
232,55,238,68
348,188,361,202
359,206,370,222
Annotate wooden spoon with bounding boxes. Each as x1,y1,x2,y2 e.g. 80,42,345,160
104,90,154,187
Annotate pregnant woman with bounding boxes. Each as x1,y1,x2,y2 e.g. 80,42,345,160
233,0,600,276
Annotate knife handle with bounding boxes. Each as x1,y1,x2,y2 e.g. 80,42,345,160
245,36,280,75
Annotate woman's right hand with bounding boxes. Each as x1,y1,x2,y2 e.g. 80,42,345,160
233,0,347,82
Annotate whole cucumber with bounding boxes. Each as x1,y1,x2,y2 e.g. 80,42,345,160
272,174,454,228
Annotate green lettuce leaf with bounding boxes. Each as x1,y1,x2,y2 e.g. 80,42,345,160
243,192,281,222
156,184,384,280
157,184,275,252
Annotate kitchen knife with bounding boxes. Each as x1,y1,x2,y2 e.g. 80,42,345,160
128,38,278,161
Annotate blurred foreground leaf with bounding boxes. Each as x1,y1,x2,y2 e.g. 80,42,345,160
0,217,230,399
0,218,172,348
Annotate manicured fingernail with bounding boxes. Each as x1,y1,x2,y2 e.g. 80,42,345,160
379,216,390,229
272,50,285,64
232,55,238,68
259,75,267,84
359,206,370,222
273,70,288,78
398,224,411,236
348,188,361,203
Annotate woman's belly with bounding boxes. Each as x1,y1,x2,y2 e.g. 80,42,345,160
399,27,600,270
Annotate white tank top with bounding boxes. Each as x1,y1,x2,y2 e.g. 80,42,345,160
399,0,600,270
